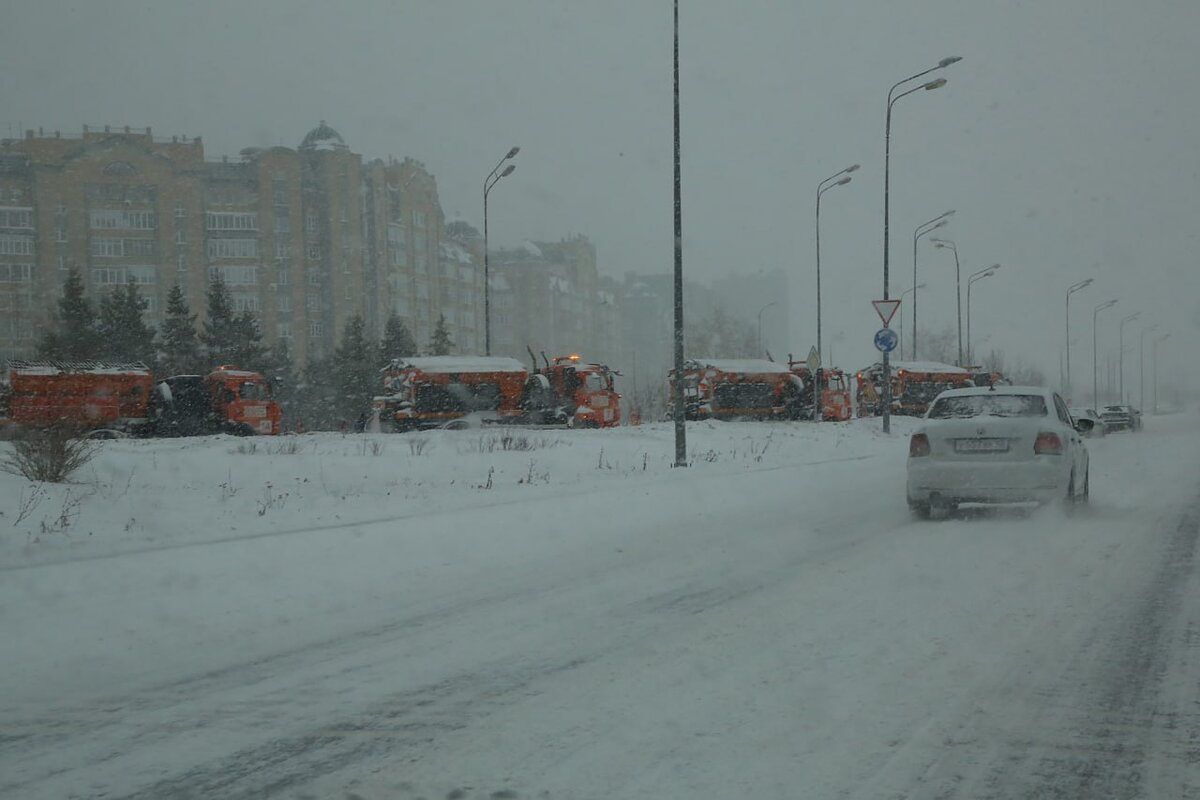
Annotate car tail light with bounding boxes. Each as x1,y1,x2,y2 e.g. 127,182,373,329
1034,432,1062,455
909,433,930,457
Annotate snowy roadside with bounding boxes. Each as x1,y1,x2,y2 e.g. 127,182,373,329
0,418,914,568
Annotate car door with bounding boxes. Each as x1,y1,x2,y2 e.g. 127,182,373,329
1054,393,1087,478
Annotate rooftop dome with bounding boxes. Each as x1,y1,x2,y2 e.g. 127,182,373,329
299,120,348,152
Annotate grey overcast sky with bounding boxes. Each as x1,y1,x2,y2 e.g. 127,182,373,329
3,0,1197,386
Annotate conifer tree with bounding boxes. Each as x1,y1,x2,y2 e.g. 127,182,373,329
429,313,454,356
158,284,203,375
97,281,157,365
380,312,417,360
37,268,99,360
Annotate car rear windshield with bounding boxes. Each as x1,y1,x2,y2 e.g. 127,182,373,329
928,394,1047,419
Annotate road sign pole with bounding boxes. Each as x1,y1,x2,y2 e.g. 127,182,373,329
871,300,902,434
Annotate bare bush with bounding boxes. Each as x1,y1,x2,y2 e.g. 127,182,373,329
2,426,97,483
407,437,428,456
266,439,302,456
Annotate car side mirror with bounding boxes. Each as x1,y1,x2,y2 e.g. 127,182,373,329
1074,418,1094,434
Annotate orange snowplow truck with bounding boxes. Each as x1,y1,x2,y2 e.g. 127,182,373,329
374,356,529,432
855,360,974,417
788,362,853,421
523,351,621,427
151,366,282,436
0,360,154,433
668,358,805,421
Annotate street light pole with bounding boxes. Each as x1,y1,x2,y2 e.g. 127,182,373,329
881,56,960,434
671,0,687,467
898,282,926,360
757,301,778,356
1065,278,1093,399
816,164,858,365
1140,324,1159,412
912,210,954,359
966,263,999,365
1093,299,1117,408
482,147,519,356
929,238,964,366
1117,312,1141,403
1154,333,1170,414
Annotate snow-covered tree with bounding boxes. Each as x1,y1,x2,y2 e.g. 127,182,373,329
429,313,454,356
97,281,156,365
380,312,417,360
330,315,379,428
37,268,99,361
158,284,203,375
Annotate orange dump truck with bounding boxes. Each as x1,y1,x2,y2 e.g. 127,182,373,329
855,360,974,417
788,363,854,421
1,360,154,432
668,358,805,421
374,356,529,431
151,366,282,436
524,352,621,427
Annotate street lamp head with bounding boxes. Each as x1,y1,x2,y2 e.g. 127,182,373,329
930,238,954,249
505,146,520,159
836,176,852,186
500,164,516,178
923,78,948,91
916,282,928,290
1097,299,1118,311
1122,312,1141,324
845,164,861,173
938,56,963,68
932,219,948,230
941,209,956,218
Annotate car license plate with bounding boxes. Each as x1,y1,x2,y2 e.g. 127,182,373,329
955,437,1008,453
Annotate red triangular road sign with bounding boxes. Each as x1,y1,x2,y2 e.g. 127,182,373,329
872,299,902,327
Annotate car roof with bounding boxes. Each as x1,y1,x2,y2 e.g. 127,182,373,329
935,385,1053,400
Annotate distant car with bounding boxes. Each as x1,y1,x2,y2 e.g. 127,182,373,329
1068,407,1107,437
1100,404,1142,432
83,428,130,440
906,386,1090,518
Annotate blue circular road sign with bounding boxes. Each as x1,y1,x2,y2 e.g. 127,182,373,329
874,327,898,353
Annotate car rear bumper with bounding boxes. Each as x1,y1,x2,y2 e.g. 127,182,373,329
907,458,1069,504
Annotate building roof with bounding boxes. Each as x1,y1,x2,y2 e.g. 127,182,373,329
299,120,348,152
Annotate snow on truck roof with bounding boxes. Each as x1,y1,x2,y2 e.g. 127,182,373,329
683,358,792,374
891,361,972,374
7,359,153,376
385,356,528,374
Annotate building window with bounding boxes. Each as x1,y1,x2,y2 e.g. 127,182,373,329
177,253,188,272
276,295,292,312
176,227,187,244
307,269,321,287
205,212,259,231
308,321,324,338
207,265,258,286
413,210,427,228
206,238,259,259
305,208,319,234
306,244,321,260
0,207,34,229
231,292,260,313
56,227,67,243
0,263,34,283
273,179,288,206
0,235,35,256
89,210,156,230
275,240,290,259
276,265,290,285
274,212,290,233
306,293,321,311
92,266,157,286
277,321,292,339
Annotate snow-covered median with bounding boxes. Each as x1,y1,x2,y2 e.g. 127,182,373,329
0,418,913,568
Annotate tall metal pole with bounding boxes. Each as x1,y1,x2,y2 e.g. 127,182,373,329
1118,312,1140,403
912,211,953,359
929,238,963,366
816,166,857,366
1153,333,1170,414
1093,299,1117,408
1140,324,1158,412
881,57,958,433
672,0,686,466
898,283,924,360
482,147,519,356
1065,278,1093,399
966,264,998,365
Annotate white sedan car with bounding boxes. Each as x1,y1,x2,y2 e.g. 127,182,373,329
906,386,1090,518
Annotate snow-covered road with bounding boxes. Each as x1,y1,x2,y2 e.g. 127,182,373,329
3,415,1199,799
